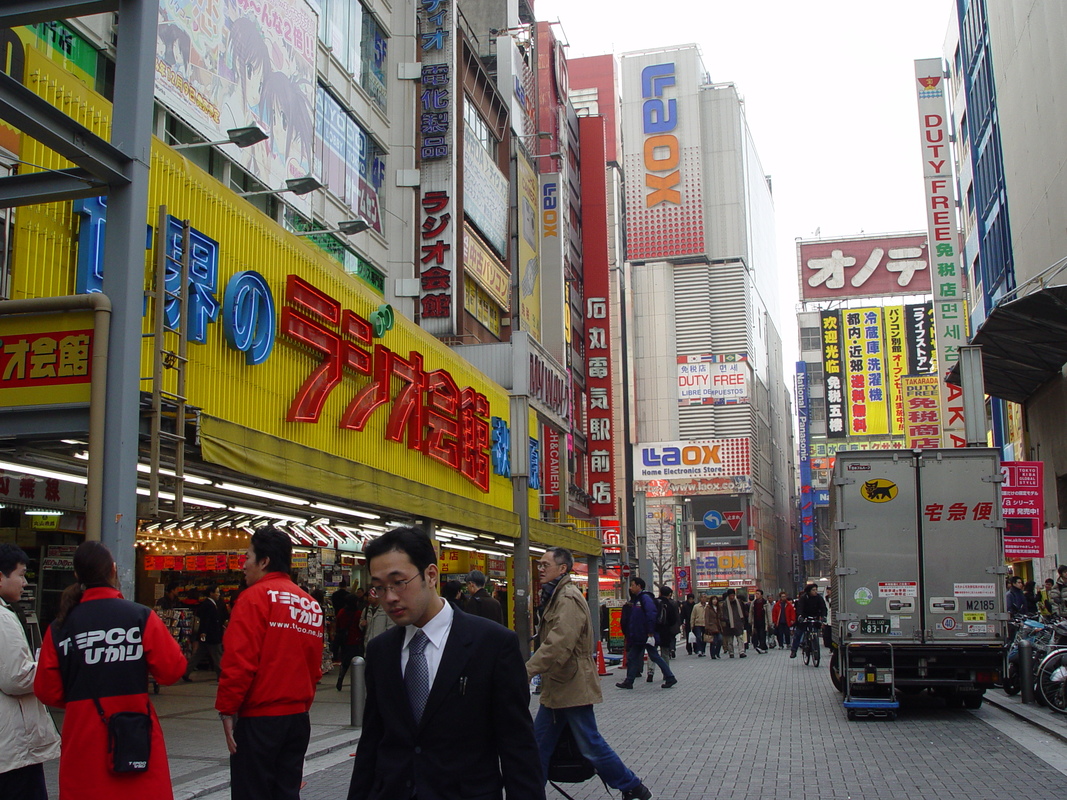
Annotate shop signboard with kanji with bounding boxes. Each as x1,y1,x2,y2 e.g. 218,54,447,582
1002,461,1044,560
798,233,930,301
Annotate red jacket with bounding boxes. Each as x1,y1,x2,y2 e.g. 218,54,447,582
215,571,324,717
772,599,797,627
34,588,186,800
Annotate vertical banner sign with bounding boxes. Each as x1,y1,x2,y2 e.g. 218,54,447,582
586,299,614,518
620,46,705,261
674,566,691,595
821,310,845,438
796,362,815,561
885,306,906,436
417,0,457,336
1002,462,1045,560
905,301,936,374
915,58,967,447
900,375,942,449
543,427,561,512
842,308,890,436
517,151,542,341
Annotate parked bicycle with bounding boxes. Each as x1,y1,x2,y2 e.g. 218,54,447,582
800,616,824,667
1003,615,1054,696
1034,620,1067,712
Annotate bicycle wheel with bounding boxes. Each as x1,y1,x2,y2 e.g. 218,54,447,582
1037,649,1067,713
811,638,821,668
803,635,812,665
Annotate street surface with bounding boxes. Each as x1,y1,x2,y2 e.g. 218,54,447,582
46,644,1067,799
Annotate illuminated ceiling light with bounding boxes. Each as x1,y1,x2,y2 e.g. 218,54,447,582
309,502,379,520
443,542,477,552
0,460,87,485
25,508,61,516
229,504,307,524
216,482,310,506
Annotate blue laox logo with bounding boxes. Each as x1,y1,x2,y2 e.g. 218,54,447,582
703,510,723,530
73,199,275,365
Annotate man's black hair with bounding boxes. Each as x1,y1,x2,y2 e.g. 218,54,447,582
630,577,646,590
250,525,292,573
659,586,673,597
0,543,28,577
365,526,437,574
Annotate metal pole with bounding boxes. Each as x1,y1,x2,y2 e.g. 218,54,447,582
349,656,366,726
635,490,652,585
959,345,987,447
586,554,600,644
510,394,532,660
1019,638,1034,704
100,0,159,594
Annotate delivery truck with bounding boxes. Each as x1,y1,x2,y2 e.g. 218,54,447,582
829,448,1006,719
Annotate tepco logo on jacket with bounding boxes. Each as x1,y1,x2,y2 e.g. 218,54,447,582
57,627,143,664
267,589,324,627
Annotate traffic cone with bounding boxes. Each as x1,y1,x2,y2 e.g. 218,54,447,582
596,641,609,676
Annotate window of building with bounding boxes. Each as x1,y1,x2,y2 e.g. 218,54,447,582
806,361,824,386
319,0,388,110
464,101,497,157
315,86,386,225
808,402,825,422
800,326,821,352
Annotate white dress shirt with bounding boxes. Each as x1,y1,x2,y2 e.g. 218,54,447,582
401,597,454,688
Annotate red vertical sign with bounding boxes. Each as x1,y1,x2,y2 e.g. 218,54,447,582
1002,461,1045,560
544,428,560,511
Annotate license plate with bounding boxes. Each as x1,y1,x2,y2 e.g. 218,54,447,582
860,618,891,635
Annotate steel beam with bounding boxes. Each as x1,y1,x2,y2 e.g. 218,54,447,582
0,72,130,186
0,169,105,208
0,0,119,27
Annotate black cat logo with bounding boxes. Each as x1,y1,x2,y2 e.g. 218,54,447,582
861,479,897,503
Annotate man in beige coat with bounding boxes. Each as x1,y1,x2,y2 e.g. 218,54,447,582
527,548,653,800
0,543,61,798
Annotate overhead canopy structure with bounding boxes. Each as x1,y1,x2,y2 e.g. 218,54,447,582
947,285,1067,404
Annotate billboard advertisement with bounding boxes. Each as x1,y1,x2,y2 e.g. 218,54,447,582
634,438,750,483
155,0,317,202
1002,461,1044,560
915,58,968,448
620,46,705,261
694,549,755,586
900,374,942,449
796,362,815,561
677,354,749,406
797,233,930,301
905,301,936,374
841,307,890,436
517,150,541,341
462,126,509,258
821,310,846,438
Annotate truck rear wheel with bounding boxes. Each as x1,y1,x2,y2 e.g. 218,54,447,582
829,652,844,692
962,693,983,710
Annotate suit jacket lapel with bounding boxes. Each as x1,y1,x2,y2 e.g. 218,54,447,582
377,626,417,729
419,609,474,728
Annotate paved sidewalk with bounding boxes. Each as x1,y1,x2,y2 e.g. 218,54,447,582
43,669,361,799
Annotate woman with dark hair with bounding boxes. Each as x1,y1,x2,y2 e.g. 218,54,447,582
442,579,465,608
34,541,186,799
1023,580,1039,615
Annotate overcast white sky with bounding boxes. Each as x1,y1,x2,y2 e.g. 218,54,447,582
535,0,956,346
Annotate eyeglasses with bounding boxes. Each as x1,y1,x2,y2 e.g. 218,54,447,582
536,560,560,570
369,572,422,599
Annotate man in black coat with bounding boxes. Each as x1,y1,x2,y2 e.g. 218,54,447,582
183,584,227,680
347,527,543,800
464,569,504,625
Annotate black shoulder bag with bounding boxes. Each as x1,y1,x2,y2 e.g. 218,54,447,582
93,697,152,772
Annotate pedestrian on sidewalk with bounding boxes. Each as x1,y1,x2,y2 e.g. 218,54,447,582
216,526,324,800
704,594,724,658
1051,565,1067,617
655,586,681,664
359,590,394,647
464,569,503,624
0,544,61,800
335,594,365,691
771,591,796,649
527,548,653,800
35,541,186,800
747,589,771,653
616,578,677,689
183,585,227,682
721,589,747,658
680,593,696,655
347,526,543,800
690,594,708,657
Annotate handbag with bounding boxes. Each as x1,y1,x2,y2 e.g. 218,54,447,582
548,723,595,783
94,698,152,773
703,634,713,643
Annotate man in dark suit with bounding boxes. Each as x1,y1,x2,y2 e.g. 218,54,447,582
463,569,503,625
347,527,544,800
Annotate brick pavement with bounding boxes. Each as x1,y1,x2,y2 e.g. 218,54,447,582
44,645,1067,799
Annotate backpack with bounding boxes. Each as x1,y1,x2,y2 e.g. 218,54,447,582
655,597,679,633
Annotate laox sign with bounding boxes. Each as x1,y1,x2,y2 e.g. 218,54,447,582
641,444,720,467
640,62,681,208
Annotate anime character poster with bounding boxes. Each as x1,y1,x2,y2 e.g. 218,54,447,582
155,0,317,202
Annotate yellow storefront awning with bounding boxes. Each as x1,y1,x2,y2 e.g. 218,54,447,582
200,415,520,539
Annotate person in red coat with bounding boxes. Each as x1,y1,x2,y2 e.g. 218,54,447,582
771,590,797,650
34,541,186,800
216,526,324,800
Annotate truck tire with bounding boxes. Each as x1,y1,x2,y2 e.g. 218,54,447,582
829,652,844,692
962,694,983,710
945,695,964,709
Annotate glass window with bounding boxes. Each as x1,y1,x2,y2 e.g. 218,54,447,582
464,102,496,156
314,86,386,230
800,326,821,352
318,0,387,111
360,12,388,111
